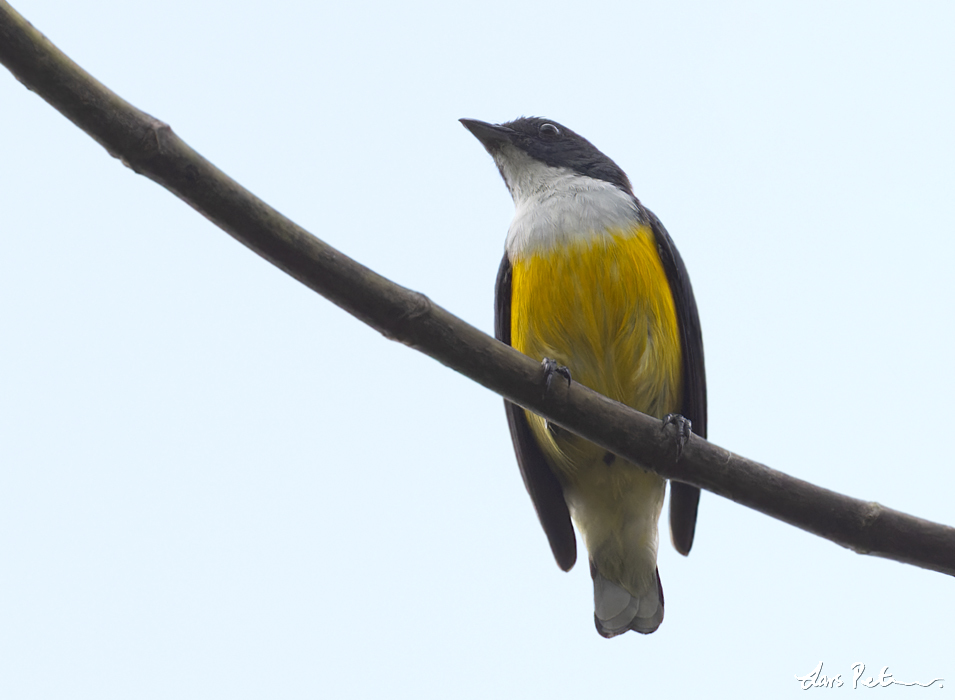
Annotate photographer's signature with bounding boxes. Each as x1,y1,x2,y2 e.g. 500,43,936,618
796,662,943,690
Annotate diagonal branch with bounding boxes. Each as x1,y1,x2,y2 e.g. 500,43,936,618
2,1,953,576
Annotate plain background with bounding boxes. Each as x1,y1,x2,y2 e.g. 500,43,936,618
2,1,953,697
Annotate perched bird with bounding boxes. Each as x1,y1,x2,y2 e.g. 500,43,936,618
461,117,707,637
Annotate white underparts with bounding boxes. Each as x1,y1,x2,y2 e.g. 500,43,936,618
494,145,642,259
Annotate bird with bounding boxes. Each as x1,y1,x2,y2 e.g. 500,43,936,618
461,117,707,637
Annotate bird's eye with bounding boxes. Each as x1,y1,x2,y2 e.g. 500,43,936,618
539,123,560,138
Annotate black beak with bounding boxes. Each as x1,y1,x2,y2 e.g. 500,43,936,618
460,118,516,153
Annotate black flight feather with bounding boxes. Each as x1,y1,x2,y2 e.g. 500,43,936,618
494,254,577,571
646,209,708,556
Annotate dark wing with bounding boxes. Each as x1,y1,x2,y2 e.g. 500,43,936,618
647,211,708,556
495,254,577,571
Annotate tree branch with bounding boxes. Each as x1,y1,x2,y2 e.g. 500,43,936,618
2,1,953,576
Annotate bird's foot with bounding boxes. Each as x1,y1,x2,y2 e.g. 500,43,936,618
661,413,692,460
541,357,572,394
541,358,571,438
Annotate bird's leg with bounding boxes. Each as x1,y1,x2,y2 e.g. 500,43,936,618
661,413,692,460
541,357,572,438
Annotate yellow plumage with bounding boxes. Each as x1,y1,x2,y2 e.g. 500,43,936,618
511,223,682,422
510,224,683,606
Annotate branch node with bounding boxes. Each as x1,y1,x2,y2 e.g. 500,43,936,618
860,500,886,527
847,501,886,554
141,115,172,156
381,290,433,343
121,115,172,173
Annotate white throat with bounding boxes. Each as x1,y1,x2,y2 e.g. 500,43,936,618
495,146,641,259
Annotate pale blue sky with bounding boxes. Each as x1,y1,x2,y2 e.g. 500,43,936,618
2,1,953,697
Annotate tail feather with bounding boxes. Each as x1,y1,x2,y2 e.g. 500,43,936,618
592,565,664,637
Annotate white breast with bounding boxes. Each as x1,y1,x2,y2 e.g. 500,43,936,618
494,145,642,259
